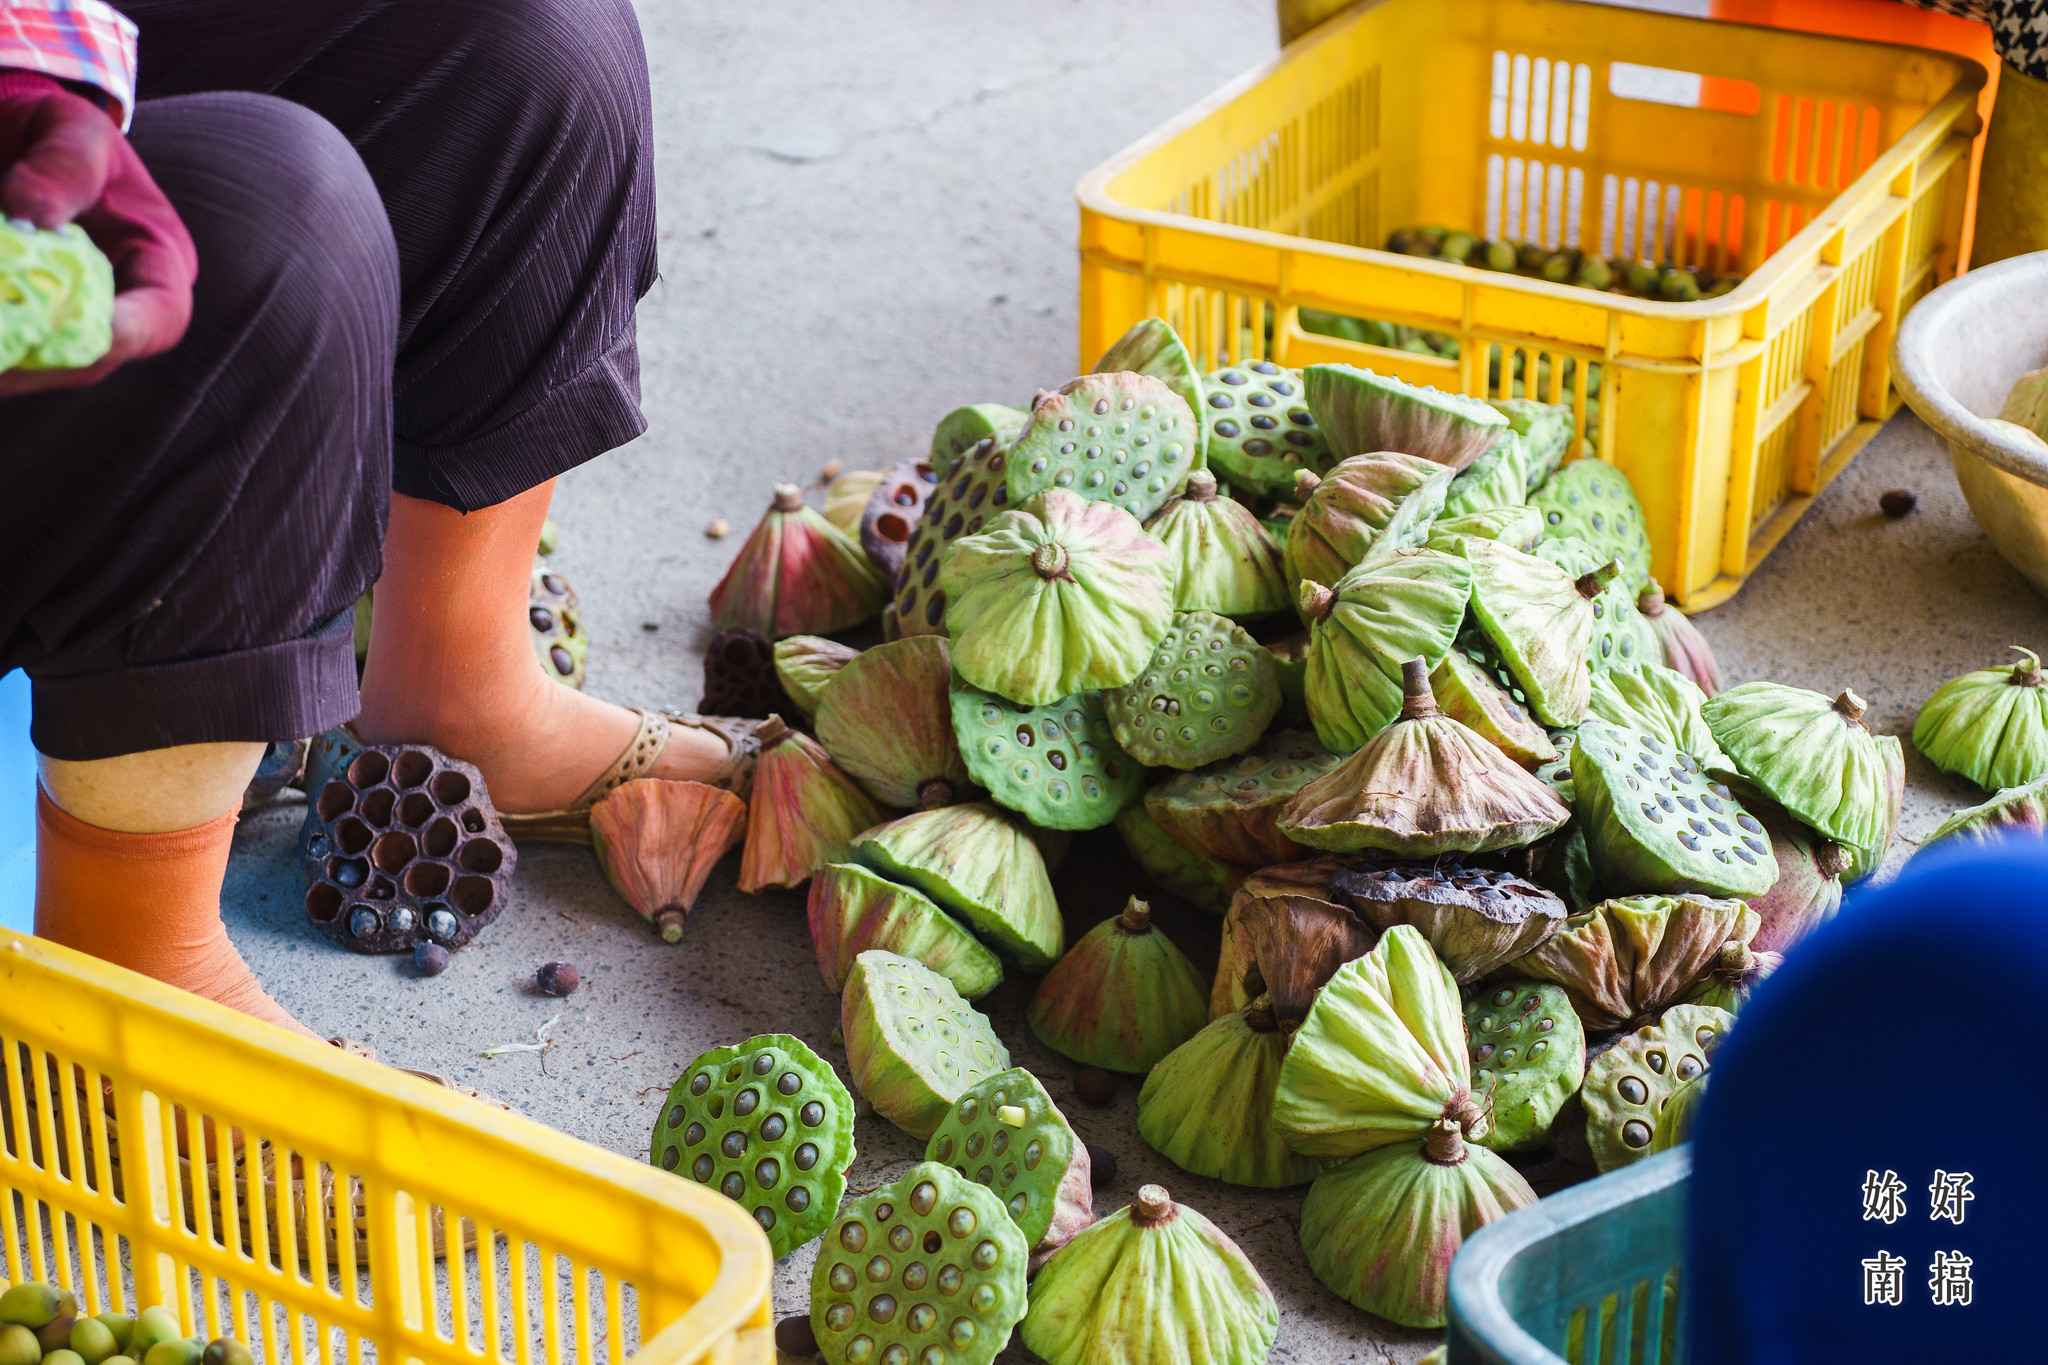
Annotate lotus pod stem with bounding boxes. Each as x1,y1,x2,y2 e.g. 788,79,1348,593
1400,656,1436,719
1032,542,1071,579
1574,562,1621,602
772,483,803,512
1184,469,1221,501
1298,580,1335,621
1132,1184,1176,1224
1424,1118,1467,1165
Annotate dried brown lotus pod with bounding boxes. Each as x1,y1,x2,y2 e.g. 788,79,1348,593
707,483,888,637
1636,580,1723,696
1331,863,1565,984
698,628,793,720
813,634,971,808
1510,893,1757,1033
590,779,747,942
738,719,885,893
1143,729,1342,867
1212,857,1369,1020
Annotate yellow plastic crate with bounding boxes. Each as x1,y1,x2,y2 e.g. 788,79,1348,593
1077,0,1984,608
0,931,773,1365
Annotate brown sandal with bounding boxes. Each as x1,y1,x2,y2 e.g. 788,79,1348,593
497,709,769,846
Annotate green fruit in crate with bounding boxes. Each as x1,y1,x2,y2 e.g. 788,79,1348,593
1586,662,1730,770
1685,940,1780,1015
1530,458,1652,591
649,1033,855,1257
0,1286,60,1329
941,489,1175,706
1020,1185,1277,1365
1331,862,1566,986
0,221,114,372
853,804,1062,968
809,1161,1027,1365
1027,898,1208,1073
1092,317,1208,467
1657,266,1701,302
1491,398,1576,495
1299,548,1472,752
1583,1003,1731,1171
841,952,1011,1139
200,1342,251,1365
930,403,1028,481
770,634,857,721
1441,231,1479,263
1925,773,2048,851
807,863,1003,999
1701,683,1892,849
891,424,1020,639
1425,504,1545,556
1005,372,1197,521
1576,255,1616,290
814,635,971,809
1534,538,1655,672
1304,364,1509,472
1298,1121,1536,1329
1201,360,1330,497
141,1344,198,1365
1649,1074,1709,1153
1624,260,1661,295
1571,719,1777,900
124,1314,177,1362
1112,804,1240,914
1143,469,1289,617
1280,658,1568,855
1636,580,1723,696
709,484,887,638
1103,611,1281,769
1440,432,1529,520
1515,892,1757,1034
1282,452,1454,592
1142,728,1342,866
949,680,1141,831
1457,538,1594,727
1429,648,1556,767
1478,239,1518,272
1914,647,2048,792
68,1321,116,1365
48,1351,87,1365
1138,999,1325,1188
97,1326,134,1362
0,1328,33,1365
1466,981,1587,1151
926,1069,1094,1256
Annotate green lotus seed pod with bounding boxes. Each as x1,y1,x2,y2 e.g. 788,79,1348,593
1138,1000,1325,1188
929,403,1028,481
1283,452,1455,591
1425,504,1546,557
809,1161,1026,1365
1587,661,1730,770
852,804,1062,968
926,1069,1092,1256
1924,772,2048,852
1104,611,1281,769
1092,317,1208,469
1913,647,2048,792
1201,360,1330,497
1838,732,1903,883
1572,719,1776,899
814,635,972,809
1298,548,1473,752
1533,722,1576,804
1649,1073,1709,1153
771,635,858,721
1534,539,1656,672
1456,538,1594,727
841,952,1011,1139
1021,1185,1277,1365
1702,683,1892,849
0,1285,60,1328
949,680,1143,832
1331,863,1566,986
0,1328,36,1365
1142,469,1289,617
1466,981,1587,1150
67,1321,115,1365
1143,729,1342,866
1111,804,1240,914
1584,1003,1730,1171
891,426,1020,639
1490,398,1576,495
807,863,1002,998
142,1342,200,1365
1006,372,1197,521
1028,898,1208,1073
1430,648,1557,766
1529,458,1652,592
1441,433,1530,521
1304,364,1509,472
1517,892,1756,1034
0,221,114,372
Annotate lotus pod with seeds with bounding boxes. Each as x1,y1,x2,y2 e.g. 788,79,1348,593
1586,661,1730,771
1465,982,1587,1151
1457,538,1594,727
1570,719,1776,899
1020,1185,1277,1365
1425,504,1545,556
1491,397,1574,495
1093,317,1208,467
852,804,1062,968
1701,683,1892,848
1202,360,1330,496
1684,939,1780,1015
1533,725,1577,806
1143,469,1289,617
698,628,789,719
1304,363,1509,471
1512,893,1756,1034
930,403,1028,480
1144,729,1342,866
1636,580,1723,696
1583,1003,1731,1171
771,634,857,721
941,489,1176,706
0,220,113,371
1536,548,1654,679
708,484,888,638
1113,804,1242,915
739,722,881,893
1649,1073,1708,1153
529,564,587,688
949,681,1143,831
1282,452,1455,592
1440,432,1530,520
1331,862,1566,985
807,863,1002,998
1005,372,1198,521
1744,803,1848,955
891,427,1020,639
814,635,971,808
1914,647,2048,792
926,1069,1093,1258
861,458,941,584
1212,857,1368,1020
590,779,747,942
809,1160,1027,1365
1430,648,1556,767
841,952,1012,1138
1300,1120,1536,1328
1280,660,1569,855
823,467,888,538
1273,926,1488,1157
649,1033,855,1257
1104,611,1281,769
1530,458,1652,591
1300,548,1473,752
1027,898,1208,1073
1924,773,2048,851
1138,999,1326,1188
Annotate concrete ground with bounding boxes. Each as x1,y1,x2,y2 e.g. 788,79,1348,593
218,1,2048,1361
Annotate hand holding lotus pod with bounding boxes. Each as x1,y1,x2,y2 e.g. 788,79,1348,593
589,779,746,943
1143,469,1290,617
1282,453,1454,592
0,220,114,371
1027,898,1209,1073
1582,1003,1731,1171
1913,647,2048,792
707,484,887,638
1511,893,1757,1034
1701,683,1893,849
1299,548,1473,752
1137,998,1326,1188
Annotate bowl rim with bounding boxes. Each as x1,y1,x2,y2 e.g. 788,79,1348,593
1893,250,2048,485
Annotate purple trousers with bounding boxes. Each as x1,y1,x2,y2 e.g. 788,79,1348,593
0,0,659,760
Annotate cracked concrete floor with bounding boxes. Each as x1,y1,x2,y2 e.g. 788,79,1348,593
217,1,2048,1361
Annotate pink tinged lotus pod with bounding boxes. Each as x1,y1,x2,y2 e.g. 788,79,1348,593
707,483,888,638
590,779,747,942
1282,452,1456,594
738,721,886,893
804,862,1002,998
1026,898,1210,1073
1637,580,1724,696
1743,802,1848,955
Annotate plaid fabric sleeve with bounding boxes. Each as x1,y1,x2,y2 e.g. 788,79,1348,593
1903,0,2047,78
0,0,139,130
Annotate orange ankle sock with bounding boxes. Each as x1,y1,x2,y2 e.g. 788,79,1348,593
34,792,317,1038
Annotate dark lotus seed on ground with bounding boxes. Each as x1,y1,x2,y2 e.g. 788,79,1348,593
772,1313,817,1356
1879,488,1916,518
536,961,580,996
1073,1068,1118,1107
411,941,450,977
1086,1142,1118,1187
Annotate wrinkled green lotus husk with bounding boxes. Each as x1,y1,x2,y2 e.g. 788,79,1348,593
0,220,114,371
1924,773,2048,850
1511,893,1757,1034
1583,1003,1731,1171
1458,538,1593,726
1027,900,1209,1073
1637,580,1723,696
1299,1125,1536,1328
708,486,888,638
1021,1186,1278,1365
1331,863,1566,985
1301,549,1473,752
1006,372,1199,521
813,635,972,808
1426,504,1546,556
1649,1074,1709,1153
806,863,1003,998
1529,458,1652,591
771,635,858,720
1105,610,1282,769
941,488,1176,705
1745,800,1847,954
1138,1002,1326,1188
1913,647,2048,793
1466,981,1587,1151
949,680,1144,831
1492,397,1575,495
1144,729,1342,866
1431,648,1557,766
1304,364,1510,472
853,804,1063,968
1571,718,1778,899
929,403,1028,480
1701,682,1891,848
1440,432,1530,520
739,727,886,892
1282,452,1454,591
1094,317,1209,467
1268,632,1310,724
822,468,888,538
1840,733,1904,883
1684,940,1781,1015
1213,857,1370,1020
1535,536,1657,673
1587,662,1731,770
926,1068,1093,1256
840,952,1012,1138
1113,804,1242,914
1143,470,1289,617
1273,927,1482,1157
